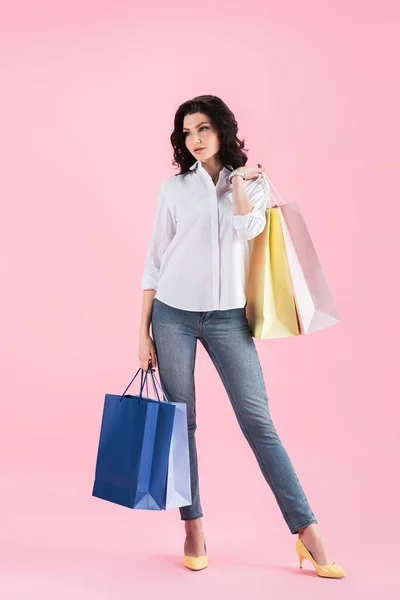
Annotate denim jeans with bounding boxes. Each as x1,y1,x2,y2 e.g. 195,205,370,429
150,297,317,534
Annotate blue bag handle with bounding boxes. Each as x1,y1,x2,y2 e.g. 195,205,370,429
119,365,165,403
139,368,165,402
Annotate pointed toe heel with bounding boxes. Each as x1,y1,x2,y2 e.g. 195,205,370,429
183,554,208,571
183,539,208,571
295,538,345,579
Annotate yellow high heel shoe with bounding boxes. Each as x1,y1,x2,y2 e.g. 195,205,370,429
183,537,208,571
296,538,345,578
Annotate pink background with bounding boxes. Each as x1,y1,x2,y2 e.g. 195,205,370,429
1,1,399,598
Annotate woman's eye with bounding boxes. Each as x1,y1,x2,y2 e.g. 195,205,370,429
183,126,209,137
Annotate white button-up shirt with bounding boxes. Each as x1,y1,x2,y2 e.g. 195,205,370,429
140,159,270,311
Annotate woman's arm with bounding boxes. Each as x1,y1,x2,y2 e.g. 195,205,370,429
139,180,176,336
140,180,176,291
139,289,156,336
138,289,158,371
232,176,270,241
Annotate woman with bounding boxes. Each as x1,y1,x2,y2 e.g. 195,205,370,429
138,95,345,578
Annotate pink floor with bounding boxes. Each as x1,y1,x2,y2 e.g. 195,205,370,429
2,461,398,600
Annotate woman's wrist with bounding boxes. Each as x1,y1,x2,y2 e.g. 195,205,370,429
229,170,246,184
139,324,150,337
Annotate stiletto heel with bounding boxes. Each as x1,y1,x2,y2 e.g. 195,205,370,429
295,538,345,579
183,537,208,571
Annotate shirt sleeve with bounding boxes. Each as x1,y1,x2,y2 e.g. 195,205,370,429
140,181,176,291
232,177,270,241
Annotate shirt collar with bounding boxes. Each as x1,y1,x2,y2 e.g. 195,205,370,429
189,160,200,171
189,159,232,173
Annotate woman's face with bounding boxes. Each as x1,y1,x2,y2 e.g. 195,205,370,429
183,112,220,163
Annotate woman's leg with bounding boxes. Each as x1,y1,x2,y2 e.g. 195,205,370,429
151,298,203,522
199,305,317,535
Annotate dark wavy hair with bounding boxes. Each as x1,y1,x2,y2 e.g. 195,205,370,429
170,95,249,176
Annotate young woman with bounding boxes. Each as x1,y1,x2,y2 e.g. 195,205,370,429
138,95,345,578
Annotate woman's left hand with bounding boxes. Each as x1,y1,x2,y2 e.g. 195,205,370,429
233,163,265,181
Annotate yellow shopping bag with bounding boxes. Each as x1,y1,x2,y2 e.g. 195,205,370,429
246,206,300,339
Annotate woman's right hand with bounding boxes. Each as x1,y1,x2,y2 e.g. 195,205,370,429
139,331,157,371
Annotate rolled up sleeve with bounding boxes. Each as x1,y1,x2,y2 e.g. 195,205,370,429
232,177,270,241
140,181,176,291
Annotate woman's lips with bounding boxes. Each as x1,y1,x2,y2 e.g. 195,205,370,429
194,148,205,153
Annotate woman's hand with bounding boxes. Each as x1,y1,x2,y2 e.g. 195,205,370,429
138,331,157,371
233,163,265,181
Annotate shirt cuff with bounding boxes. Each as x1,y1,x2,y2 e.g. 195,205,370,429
232,206,256,229
141,275,158,291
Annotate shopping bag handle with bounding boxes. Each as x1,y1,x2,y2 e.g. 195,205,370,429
140,367,168,402
261,171,286,209
140,366,170,402
119,366,166,403
150,370,167,399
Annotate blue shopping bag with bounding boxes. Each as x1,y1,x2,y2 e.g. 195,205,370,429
92,367,176,510
150,372,192,510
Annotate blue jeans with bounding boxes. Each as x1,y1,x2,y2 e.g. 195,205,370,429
151,297,317,534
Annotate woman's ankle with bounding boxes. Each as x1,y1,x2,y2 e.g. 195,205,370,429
298,523,319,537
185,517,203,533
